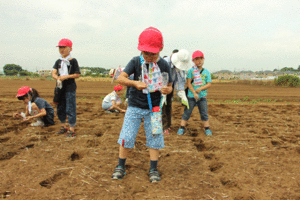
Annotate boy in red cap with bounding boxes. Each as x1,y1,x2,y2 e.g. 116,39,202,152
102,85,126,113
14,86,55,127
111,27,173,183
52,38,81,137
177,50,212,136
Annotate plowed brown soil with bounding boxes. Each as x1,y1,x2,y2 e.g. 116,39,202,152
0,79,300,200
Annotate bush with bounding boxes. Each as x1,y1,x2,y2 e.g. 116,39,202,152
275,75,300,87
211,73,218,79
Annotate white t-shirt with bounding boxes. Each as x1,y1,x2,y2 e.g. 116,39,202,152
103,91,122,104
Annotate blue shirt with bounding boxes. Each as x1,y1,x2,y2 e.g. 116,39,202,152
187,68,211,98
34,97,55,115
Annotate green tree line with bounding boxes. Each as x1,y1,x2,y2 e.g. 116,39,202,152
3,64,39,76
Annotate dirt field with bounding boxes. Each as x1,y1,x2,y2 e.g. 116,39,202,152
1,79,300,200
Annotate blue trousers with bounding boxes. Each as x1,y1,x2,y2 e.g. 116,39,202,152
57,91,77,127
182,97,209,121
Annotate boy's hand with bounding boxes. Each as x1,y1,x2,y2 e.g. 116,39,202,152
195,87,202,93
121,109,126,113
134,81,147,90
194,93,200,101
59,75,68,81
161,86,172,95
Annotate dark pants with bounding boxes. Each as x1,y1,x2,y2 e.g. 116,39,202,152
57,91,77,127
42,110,55,126
162,88,174,129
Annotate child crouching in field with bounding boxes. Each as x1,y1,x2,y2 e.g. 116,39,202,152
14,86,55,127
111,27,173,183
102,85,126,113
177,50,212,136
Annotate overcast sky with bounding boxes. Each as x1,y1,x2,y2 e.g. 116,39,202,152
1,0,299,73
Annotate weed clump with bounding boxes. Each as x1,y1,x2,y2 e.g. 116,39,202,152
275,75,300,87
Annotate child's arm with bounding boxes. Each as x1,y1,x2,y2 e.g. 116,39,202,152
187,78,200,100
24,108,47,121
52,69,80,81
195,82,212,93
59,73,80,81
52,69,59,80
109,101,126,113
187,78,196,94
118,72,147,90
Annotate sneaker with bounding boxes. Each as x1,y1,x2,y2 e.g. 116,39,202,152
111,165,126,180
66,130,76,137
177,127,185,135
56,126,68,135
205,129,212,136
149,168,161,183
31,120,44,127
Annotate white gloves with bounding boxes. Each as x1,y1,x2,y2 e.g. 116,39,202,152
177,90,189,109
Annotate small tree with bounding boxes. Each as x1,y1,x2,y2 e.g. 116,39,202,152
275,75,300,87
3,64,23,75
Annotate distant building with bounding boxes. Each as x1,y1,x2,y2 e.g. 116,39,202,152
38,70,52,76
81,69,91,75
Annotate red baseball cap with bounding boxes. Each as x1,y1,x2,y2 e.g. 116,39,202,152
16,86,31,97
114,85,123,91
192,50,205,60
56,38,73,47
138,27,163,53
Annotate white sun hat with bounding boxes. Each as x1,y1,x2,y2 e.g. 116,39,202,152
171,49,193,71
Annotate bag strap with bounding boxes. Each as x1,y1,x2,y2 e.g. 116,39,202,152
147,93,152,111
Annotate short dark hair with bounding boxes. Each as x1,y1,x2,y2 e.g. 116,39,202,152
172,49,179,53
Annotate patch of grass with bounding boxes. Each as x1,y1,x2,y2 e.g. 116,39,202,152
243,96,249,101
263,99,272,102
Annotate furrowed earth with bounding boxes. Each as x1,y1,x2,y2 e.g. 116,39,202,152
0,78,300,200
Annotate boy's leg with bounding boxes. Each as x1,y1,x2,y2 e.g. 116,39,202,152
118,145,129,169
197,97,212,136
57,92,67,127
56,93,69,134
178,97,196,135
66,91,77,133
144,111,164,182
112,107,143,180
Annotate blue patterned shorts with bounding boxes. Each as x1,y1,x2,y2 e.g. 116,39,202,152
117,106,165,149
